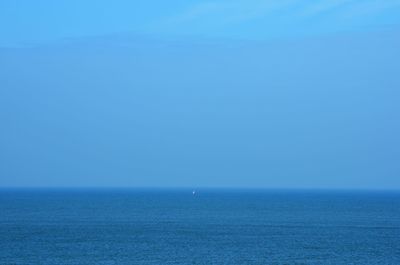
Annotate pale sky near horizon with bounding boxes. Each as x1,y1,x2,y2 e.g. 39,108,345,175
0,1,400,188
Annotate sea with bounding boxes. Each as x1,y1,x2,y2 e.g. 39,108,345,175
0,189,399,264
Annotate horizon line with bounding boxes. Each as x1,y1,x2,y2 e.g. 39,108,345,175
1,186,399,192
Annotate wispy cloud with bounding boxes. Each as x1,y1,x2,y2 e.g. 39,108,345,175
297,0,356,18
338,0,400,20
147,0,400,39
160,0,297,26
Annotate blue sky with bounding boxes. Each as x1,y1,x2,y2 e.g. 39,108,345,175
0,1,400,188
1,0,400,45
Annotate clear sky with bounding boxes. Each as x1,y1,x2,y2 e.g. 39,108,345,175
0,1,400,188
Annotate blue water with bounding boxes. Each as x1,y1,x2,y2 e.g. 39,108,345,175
0,189,399,264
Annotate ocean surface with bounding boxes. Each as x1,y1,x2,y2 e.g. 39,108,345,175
0,189,399,264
